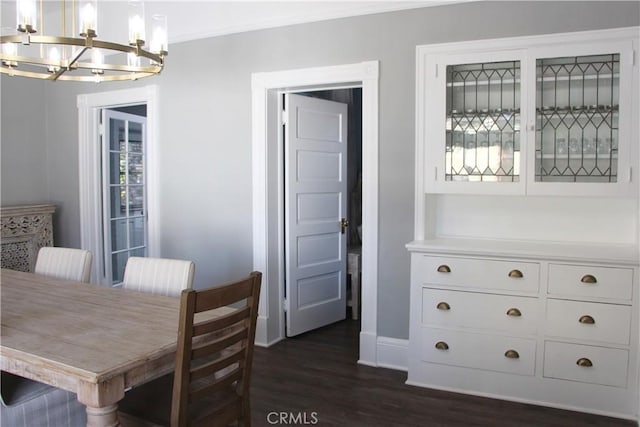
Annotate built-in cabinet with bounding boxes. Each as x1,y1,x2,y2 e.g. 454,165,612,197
418,28,637,197
407,239,638,418
409,27,639,420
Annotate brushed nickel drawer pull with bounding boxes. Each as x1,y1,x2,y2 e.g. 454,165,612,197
435,341,449,350
580,274,597,284
508,269,523,278
437,265,451,273
504,349,520,359
576,358,593,367
579,315,595,324
436,302,450,311
506,308,522,317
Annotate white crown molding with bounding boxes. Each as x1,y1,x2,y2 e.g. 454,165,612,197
0,1,475,47
168,1,470,44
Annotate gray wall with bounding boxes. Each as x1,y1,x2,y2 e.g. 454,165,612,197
1,1,638,339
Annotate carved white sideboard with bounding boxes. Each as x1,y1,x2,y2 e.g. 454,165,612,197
1,204,55,272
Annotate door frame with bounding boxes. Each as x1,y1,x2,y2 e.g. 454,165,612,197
77,86,160,285
251,61,379,365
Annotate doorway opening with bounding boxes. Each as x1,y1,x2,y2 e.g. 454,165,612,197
78,85,160,285
251,61,379,366
101,105,148,285
284,89,362,338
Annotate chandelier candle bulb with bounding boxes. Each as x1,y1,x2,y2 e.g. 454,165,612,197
150,14,168,55
47,46,61,72
16,0,37,33
90,48,103,74
127,52,140,67
128,0,146,45
1,33,18,68
79,0,97,37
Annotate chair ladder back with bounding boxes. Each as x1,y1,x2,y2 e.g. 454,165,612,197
192,327,248,360
190,347,245,382
170,271,262,427
193,277,255,313
193,307,251,336
171,288,197,427
238,272,261,425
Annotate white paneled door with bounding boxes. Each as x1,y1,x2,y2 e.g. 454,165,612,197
285,94,348,337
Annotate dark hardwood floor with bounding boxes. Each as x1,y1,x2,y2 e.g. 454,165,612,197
250,320,634,427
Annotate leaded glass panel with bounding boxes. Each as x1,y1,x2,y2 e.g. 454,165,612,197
536,54,619,182
445,60,521,182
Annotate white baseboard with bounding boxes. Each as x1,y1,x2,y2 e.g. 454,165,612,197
255,315,268,346
358,333,409,371
358,331,378,366
376,336,408,371
259,323,408,371
255,315,283,347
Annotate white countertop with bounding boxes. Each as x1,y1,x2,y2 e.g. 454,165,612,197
406,237,640,266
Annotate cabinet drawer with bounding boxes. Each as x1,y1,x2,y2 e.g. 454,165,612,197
422,288,538,335
546,299,632,345
543,341,628,388
421,327,536,376
414,255,539,293
548,264,633,301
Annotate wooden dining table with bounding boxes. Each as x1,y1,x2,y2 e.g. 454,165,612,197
0,268,231,427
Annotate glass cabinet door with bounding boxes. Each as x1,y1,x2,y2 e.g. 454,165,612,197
446,60,521,183
535,54,619,183
419,32,635,196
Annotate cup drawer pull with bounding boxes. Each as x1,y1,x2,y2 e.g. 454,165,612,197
508,269,523,278
504,349,520,359
506,308,522,317
579,315,595,324
437,265,451,273
580,274,597,284
435,341,449,350
576,358,593,367
436,302,450,311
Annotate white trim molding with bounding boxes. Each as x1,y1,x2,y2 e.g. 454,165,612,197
376,336,409,372
251,61,380,366
77,85,160,285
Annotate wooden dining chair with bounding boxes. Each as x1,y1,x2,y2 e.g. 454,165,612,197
122,256,195,297
118,271,262,427
34,246,93,282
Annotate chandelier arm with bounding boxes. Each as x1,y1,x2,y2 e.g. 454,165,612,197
1,35,163,62
67,46,90,68
72,61,162,73
50,67,67,81
0,53,66,68
0,66,157,81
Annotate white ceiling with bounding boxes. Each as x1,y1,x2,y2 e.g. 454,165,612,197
1,1,461,45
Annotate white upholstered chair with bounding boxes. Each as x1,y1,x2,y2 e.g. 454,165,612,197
34,246,93,283
1,372,86,427
122,257,195,297
2,247,93,426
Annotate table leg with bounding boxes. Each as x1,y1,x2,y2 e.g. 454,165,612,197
86,404,120,427
78,376,125,427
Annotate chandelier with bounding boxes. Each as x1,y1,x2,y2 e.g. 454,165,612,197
0,0,168,82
